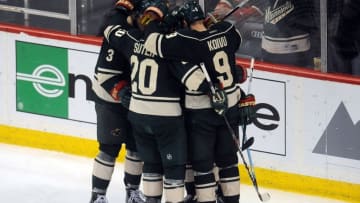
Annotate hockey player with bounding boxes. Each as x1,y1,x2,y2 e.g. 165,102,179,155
182,64,253,203
143,1,243,202
90,0,145,202
103,0,221,202
261,0,318,67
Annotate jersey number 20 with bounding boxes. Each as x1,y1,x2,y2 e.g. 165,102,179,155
130,55,158,95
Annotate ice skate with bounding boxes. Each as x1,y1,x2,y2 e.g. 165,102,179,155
216,196,225,203
91,194,108,203
145,197,161,203
184,194,197,203
126,189,146,203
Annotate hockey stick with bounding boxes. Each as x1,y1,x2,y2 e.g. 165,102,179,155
212,0,263,23
199,62,253,151
242,57,270,202
222,0,252,21
241,58,255,151
199,62,270,201
224,112,254,151
247,57,255,93
241,58,271,202
237,141,271,202
242,57,256,173
245,58,271,201
206,0,251,25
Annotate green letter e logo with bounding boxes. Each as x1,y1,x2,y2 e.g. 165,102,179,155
16,41,69,118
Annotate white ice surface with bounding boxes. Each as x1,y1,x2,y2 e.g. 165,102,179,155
0,143,347,203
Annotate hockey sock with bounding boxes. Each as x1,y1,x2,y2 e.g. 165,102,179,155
194,170,217,202
124,150,143,189
164,179,185,202
185,164,196,196
91,151,116,199
142,173,163,199
218,164,240,203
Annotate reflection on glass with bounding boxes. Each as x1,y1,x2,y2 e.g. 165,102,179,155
0,0,358,76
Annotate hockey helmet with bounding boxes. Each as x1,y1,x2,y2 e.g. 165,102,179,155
179,0,205,25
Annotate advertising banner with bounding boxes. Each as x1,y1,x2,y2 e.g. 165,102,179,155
243,69,360,184
15,41,97,123
1,29,360,187
240,77,286,156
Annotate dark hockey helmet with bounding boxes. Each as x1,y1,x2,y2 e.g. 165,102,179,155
145,0,169,18
179,0,205,25
133,0,152,14
136,0,169,17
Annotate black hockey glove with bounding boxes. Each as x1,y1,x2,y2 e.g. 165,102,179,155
110,80,131,109
115,0,135,13
238,93,256,125
210,84,228,116
119,85,131,109
235,64,247,84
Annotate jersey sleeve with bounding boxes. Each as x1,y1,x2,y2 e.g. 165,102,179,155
217,21,242,52
170,61,209,93
95,20,140,103
92,40,131,103
145,22,242,63
144,31,203,62
104,25,138,57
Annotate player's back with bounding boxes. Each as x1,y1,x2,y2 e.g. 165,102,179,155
165,21,241,110
92,8,133,105
145,21,241,92
107,28,184,118
129,41,183,117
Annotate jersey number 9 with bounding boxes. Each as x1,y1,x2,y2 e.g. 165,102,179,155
213,50,233,88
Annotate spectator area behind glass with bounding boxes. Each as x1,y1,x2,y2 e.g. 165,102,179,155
0,0,359,76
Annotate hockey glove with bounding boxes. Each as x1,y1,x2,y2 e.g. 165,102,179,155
204,12,220,28
212,0,233,19
115,0,135,12
236,64,247,84
238,93,256,125
119,85,131,109
110,80,128,101
210,84,228,116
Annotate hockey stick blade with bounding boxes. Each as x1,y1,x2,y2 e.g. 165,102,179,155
238,148,271,202
238,147,270,202
259,192,271,202
241,137,254,151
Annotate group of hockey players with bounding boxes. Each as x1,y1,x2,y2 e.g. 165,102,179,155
90,0,256,202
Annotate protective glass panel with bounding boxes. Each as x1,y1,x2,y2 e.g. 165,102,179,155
0,0,359,76
204,1,318,68
327,0,360,75
0,0,114,35
203,0,359,76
